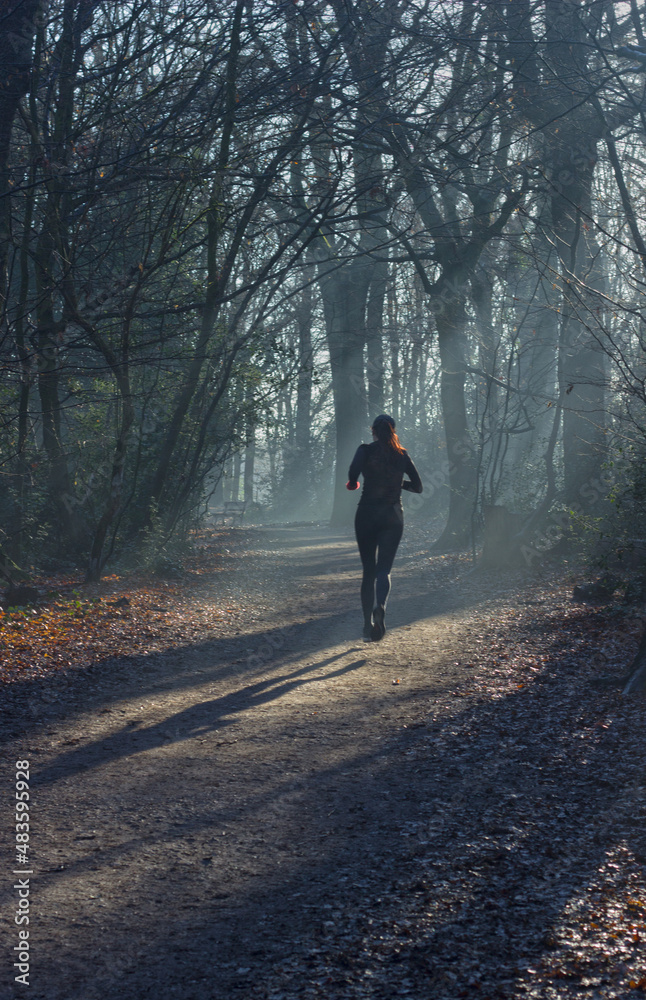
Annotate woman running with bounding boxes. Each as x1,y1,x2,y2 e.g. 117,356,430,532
347,414,423,641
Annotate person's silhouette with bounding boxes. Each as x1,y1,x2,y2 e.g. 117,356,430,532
346,414,423,640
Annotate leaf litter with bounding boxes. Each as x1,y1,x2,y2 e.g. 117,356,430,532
0,527,287,684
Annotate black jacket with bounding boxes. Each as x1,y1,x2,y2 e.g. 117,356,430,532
348,442,423,506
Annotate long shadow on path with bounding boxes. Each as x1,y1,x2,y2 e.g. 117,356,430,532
33,649,367,787
20,616,646,1000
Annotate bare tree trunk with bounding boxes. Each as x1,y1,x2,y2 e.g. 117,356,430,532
15,166,35,463
294,321,313,471
387,283,401,420
514,0,610,508
11,153,37,559
321,261,371,527
366,261,387,414
0,0,40,312
31,0,96,550
86,395,134,582
35,217,78,542
550,144,607,507
222,457,234,503
244,431,255,505
282,274,314,503
147,1,256,520
433,276,477,550
232,451,242,503
83,297,139,581
515,249,560,454
471,269,497,424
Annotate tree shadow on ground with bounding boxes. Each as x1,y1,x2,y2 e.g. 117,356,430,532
21,623,646,1000
33,650,367,786
0,521,534,751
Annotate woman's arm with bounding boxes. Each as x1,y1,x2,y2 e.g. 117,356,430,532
347,444,367,489
402,453,423,493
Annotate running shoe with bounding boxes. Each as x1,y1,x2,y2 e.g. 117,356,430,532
371,605,386,641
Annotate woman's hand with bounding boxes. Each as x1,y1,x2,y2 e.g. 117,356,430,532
346,480,360,491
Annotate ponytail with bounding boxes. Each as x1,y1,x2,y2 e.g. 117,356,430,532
371,414,405,455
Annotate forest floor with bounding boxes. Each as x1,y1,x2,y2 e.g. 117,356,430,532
1,519,646,1000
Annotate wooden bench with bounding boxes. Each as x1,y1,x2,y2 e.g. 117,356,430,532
212,500,247,525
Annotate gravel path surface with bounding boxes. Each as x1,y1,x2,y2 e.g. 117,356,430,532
1,524,645,1000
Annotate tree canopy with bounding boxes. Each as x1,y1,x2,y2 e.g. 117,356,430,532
1,0,646,578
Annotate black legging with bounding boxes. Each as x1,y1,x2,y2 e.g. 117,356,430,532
354,502,404,627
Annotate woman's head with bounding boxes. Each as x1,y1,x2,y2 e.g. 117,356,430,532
371,414,404,454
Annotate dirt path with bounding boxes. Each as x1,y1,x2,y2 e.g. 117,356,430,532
2,525,646,1000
